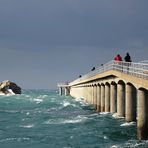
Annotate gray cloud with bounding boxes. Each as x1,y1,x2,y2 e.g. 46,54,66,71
1,0,148,48
0,0,148,89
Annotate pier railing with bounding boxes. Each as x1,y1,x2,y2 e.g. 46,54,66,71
70,60,148,84
57,82,69,87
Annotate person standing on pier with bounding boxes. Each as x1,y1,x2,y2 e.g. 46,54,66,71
124,52,132,62
114,54,123,71
114,54,122,61
124,52,132,72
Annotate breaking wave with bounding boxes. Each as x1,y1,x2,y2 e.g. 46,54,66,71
120,122,136,127
44,115,88,125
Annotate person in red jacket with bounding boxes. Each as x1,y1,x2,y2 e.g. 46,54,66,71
114,54,122,61
114,54,123,72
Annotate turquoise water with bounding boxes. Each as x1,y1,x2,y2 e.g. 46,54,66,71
0,90,147,148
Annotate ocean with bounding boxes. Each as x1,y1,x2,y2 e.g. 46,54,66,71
0,90,147,148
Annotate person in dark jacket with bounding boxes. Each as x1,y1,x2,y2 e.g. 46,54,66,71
124,52,132,62
91,67,95,71
124,52,132,73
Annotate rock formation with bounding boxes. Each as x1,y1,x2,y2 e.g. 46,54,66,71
0,80,21,95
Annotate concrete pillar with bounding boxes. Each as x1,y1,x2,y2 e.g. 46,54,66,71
117,83,125,117
125,84,136,122
137,88,148,140
88,86,91,104
59,87,62,95
94,85,97,109
88,85,92,104
85,86,88,102
65,87,70,96
91,86,94,105
97,85,101,112
87,86,89,103
83,86,86,101
110,83,117,113
87,87,89,103
86,86,89,102
101,84,105,112
105,84,110,112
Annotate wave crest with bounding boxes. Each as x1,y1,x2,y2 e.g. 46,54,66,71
44,115,87,125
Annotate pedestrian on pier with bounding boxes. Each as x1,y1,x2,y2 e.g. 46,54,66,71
114,54,122,61
124,52,132,73
91,67,95,71
114,54,123,71
124,52,132,62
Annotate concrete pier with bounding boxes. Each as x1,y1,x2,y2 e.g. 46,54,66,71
59,60,148,140
57,83,70,96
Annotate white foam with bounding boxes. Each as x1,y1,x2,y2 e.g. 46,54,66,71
0,137,30,142
44,115,87,125
61,101,77,107
74,97,89,106
100,112,110,115
111,145,118,148
7,89,15,95
75,98,85,102
114,140,148,148
120,122,136,127
42,95,48,98
0,109,18,113
34,98,43,104
112,113,124,119
61,119,83,124
89,113,99,117
62,115,87,124
0,93,6,96
20,124,34,128
103,136,108,140
63,101,70,107
0,89,16,96
26,112,30,115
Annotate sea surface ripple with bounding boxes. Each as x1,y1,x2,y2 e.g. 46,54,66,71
0,90,147,148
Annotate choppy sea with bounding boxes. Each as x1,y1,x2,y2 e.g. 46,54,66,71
0,90,148,148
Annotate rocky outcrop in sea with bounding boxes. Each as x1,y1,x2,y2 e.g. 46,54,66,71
0,80,21,95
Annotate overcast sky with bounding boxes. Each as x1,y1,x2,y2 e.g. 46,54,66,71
0,0,148,89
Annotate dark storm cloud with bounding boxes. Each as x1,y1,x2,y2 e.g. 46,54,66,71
0,0,148,49
0,0,148,89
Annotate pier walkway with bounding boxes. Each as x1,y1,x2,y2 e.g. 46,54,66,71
58,60,148,140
